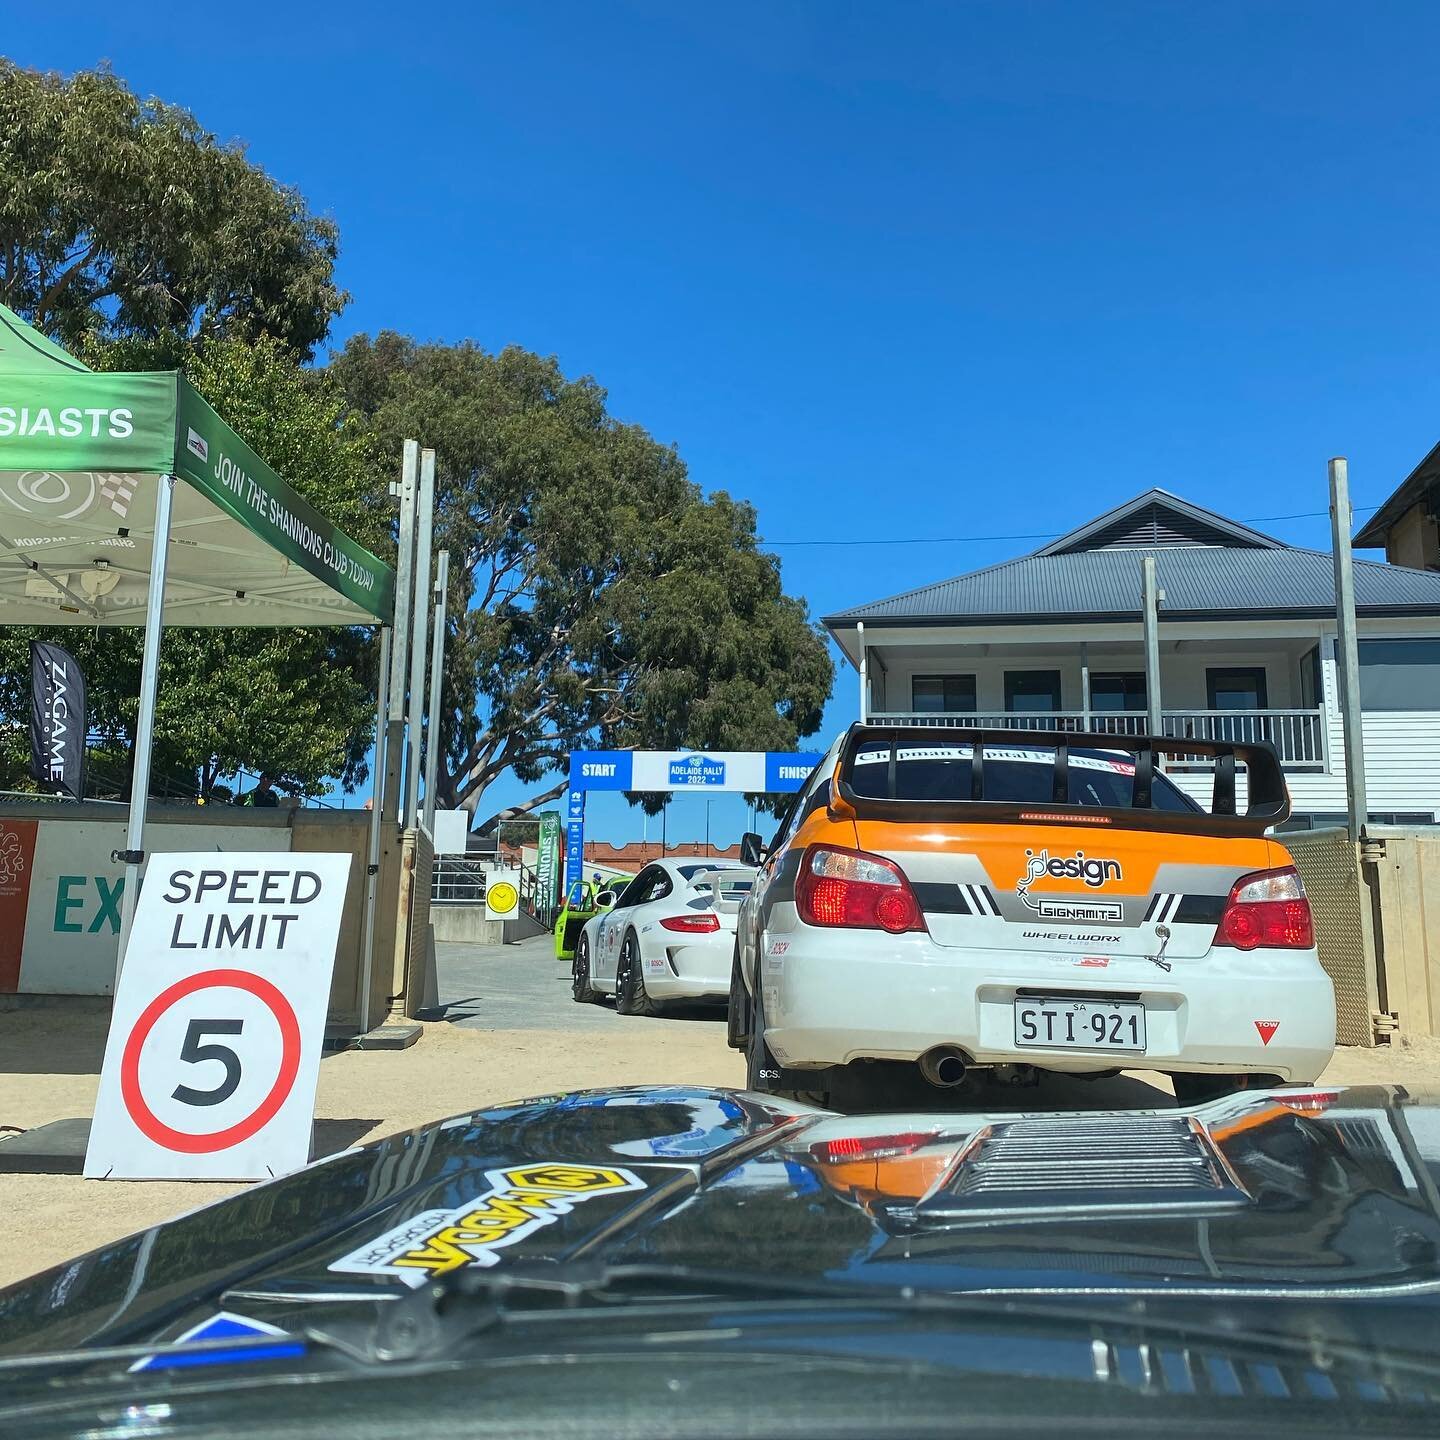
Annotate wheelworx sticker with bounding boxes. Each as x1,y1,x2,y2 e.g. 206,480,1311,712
329,1163,646,1287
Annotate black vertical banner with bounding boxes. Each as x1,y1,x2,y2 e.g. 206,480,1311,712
29,641,86,801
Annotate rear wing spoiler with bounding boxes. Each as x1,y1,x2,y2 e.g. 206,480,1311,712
832,724,1290,837
691,868,757,915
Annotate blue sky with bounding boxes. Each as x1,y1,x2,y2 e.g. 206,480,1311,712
8,3,1440,846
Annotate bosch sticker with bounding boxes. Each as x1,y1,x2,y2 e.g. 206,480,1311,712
329,1163,646,1287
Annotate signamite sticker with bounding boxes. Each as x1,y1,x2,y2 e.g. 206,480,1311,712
330,1163,647,1286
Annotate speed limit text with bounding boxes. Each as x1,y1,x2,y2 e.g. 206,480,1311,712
162,867,325,951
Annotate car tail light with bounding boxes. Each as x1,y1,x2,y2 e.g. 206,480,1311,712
659,912,721,933
1272,1090,1341,1116
795,845,925,934
809,1131,936,1165
1214,866,1314,950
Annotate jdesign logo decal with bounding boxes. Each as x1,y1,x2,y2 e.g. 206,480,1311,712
329,1163,646,1287
1017,849,1124,922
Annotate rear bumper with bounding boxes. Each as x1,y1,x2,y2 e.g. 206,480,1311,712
644,939,730,1001
761,930,1336,1081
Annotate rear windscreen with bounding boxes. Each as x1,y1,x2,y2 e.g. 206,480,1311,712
846,743,1200,813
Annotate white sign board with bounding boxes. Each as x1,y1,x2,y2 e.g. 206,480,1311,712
485,867,520,922
432,808,469,855
84,852,351,1181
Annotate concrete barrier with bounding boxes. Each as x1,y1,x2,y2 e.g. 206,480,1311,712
431,907,504,944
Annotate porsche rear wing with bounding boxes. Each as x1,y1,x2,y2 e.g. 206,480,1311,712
832,723,1290,837
691,868,757,915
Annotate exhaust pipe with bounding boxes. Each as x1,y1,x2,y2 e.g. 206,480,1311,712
919,1045,969,1088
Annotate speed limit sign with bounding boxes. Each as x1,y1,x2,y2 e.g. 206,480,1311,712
84,853,350,1181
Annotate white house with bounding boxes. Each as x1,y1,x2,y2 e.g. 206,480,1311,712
824,490,1440,828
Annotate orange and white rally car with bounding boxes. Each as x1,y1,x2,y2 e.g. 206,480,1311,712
728,724,1335,1106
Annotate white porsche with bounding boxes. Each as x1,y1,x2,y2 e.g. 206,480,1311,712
571,859,755,1016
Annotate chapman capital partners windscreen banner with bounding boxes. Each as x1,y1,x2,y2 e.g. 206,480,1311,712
29,641,85,801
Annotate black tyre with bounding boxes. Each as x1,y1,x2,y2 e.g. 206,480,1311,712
572,931,602,1005
615,932,661,1017
742,959,830,1105
726,940,751,1051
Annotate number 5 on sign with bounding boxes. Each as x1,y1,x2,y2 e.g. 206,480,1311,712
85,853,350,1181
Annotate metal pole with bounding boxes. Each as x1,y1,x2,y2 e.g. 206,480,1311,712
357,626,392,1035
1330,457,1369,840
422,549,450,833
405,448,436,829
115,474,174,980
1142,557,1163,737
857,620,869,721
1079,640,1092,730
384,441,419,826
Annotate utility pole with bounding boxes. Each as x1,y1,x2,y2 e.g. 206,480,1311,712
1142,556,1163,737
422,549,450,834
1330,457,1369,840
404,448,436,829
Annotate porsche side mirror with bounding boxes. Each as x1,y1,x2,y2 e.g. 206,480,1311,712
740,831,766,866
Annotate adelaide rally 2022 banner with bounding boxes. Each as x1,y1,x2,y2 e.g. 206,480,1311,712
29,640,86,801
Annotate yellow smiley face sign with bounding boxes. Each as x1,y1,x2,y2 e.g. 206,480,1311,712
486,879,519,919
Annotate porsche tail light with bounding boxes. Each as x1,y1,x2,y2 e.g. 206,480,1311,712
1214,866,1314,950
795,845,925,934
659,912,721,933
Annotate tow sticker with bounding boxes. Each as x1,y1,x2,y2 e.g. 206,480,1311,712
329,1162,646,1287
1255,1020,1279,1046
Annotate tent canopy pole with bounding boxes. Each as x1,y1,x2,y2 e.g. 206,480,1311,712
115,473,175,981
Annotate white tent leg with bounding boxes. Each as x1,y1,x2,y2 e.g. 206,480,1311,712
115,474,174,983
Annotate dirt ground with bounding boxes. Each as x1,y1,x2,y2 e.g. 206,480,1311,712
0,1002,744,1290
4,999,1440,1291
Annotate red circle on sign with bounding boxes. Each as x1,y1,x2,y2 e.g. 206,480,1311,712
119,969,302,1153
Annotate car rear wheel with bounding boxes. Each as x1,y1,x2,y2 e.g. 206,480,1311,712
572,932,602,1005
615,932,661,1017
744,960,829,1106
726,940,751,1051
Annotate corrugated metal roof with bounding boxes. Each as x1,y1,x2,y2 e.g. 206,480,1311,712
826,544,1440,626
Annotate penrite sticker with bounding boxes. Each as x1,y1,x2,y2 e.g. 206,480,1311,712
329,1162,646,1287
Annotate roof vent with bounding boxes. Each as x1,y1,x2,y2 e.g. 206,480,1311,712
917,1114,1250,1221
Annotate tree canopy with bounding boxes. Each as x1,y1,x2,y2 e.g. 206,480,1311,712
331,334,833,826
0,61,344,359
0,336,384,798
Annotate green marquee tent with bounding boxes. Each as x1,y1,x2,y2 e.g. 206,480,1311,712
0,303,393,626
0,302,397,974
